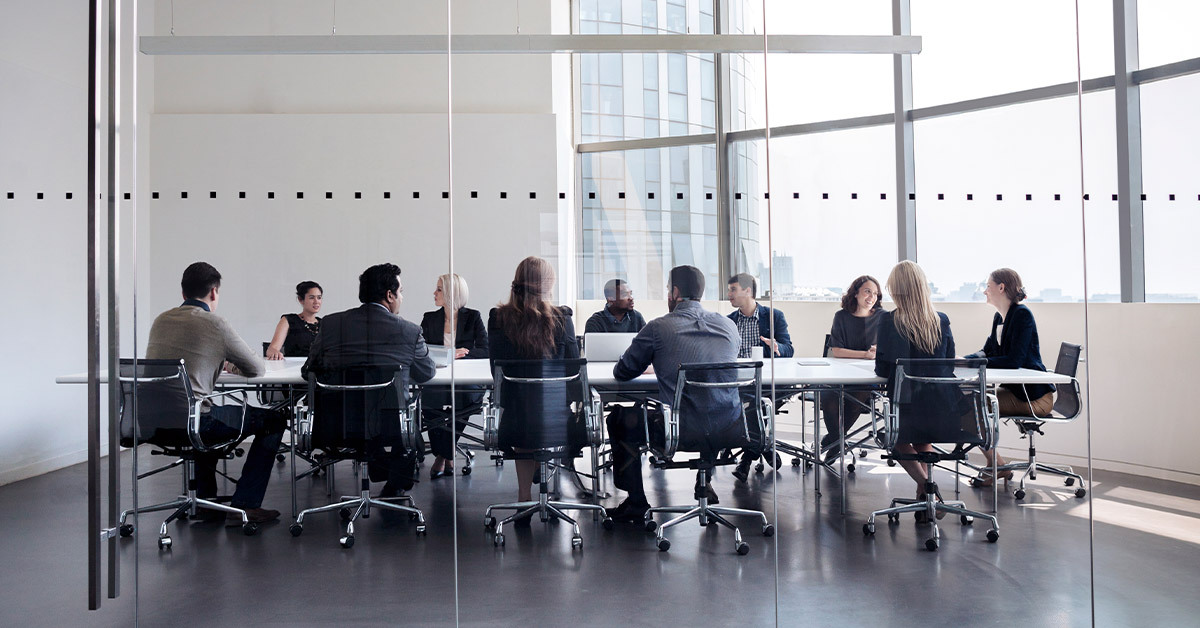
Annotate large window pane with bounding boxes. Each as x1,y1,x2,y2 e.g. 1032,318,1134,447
1138,0,1200,68
1142,72,1200,301
579,145,719,299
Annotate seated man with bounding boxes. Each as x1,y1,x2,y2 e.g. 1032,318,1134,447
146,262,286,526
607,265,741,523
302,262,436,496
726,272,793,481
585,278,646,334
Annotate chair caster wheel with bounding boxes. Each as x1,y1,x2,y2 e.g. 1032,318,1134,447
601,517,614,531
863,522,875,535
1065,477,1075,486
644,519,657,533
158,536,172,550
340,535,354,548
1074,488,1086,498
276,454,286,463
339,508,352,521
1014,489,1027,500
484,516,497,528
887,513,899,524
289,524,303,537
754,462,764,474
119,524,134,537
416,525,427,536
886,459,897,467
234,448,244,458
846,463,856,473
242,523,258,536
762,524,774,537
571,535,583,550
960,515,974,525
494,533,505,547
409,511,420,521
804,461,814,469
791,458,801,467
858,450,868,458
657,538,670,552
462,466,472,476
987,529,1000,543
925,538,939,551
735,542,750,556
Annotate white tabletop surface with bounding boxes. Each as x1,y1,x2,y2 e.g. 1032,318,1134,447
57,357,1071,388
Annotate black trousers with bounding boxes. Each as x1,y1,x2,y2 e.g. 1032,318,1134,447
195,405,285,509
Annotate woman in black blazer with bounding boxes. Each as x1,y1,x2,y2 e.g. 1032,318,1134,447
488,256,579,505
966,268,1053,487
420,273,489,478
875,261,957,510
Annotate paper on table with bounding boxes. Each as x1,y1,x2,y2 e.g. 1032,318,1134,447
796,358,829,366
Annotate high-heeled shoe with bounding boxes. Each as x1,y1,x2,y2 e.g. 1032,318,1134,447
970,468,1013,488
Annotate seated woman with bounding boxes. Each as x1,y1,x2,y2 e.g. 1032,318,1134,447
965,268,1053,487
488,256,579,507
820,275,884,462
265,281,322,359
420,273,488,479
875,261,955,519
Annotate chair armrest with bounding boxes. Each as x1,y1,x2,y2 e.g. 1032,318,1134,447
190,389,248,452
586,388,604,448
983,392,1000,451
482,399,500,450
293,400,312,454
877,396,897,451
643,398,678,460
399,392,421,451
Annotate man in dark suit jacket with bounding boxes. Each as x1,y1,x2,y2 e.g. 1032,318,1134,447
303,263,437,495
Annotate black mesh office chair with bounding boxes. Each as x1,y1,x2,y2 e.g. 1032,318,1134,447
114,358,258,549
863,358,1000,551
644,361,774,555
482,358,610,549
288,365,426,548
995,342,1087,500
421,389,486,476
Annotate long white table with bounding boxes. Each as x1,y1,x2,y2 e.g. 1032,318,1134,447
57,356,1071,389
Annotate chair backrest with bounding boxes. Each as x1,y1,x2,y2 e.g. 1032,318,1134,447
671,361,765,456
118,358,196,449
308,365,412,450
1051,342,1082,419
491,358,589,451
822,334,833,358
891,358,990,450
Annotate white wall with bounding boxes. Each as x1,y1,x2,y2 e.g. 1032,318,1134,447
575,299,1200,485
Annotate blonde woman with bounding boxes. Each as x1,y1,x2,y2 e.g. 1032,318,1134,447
874,261,956,518
420,273,488,478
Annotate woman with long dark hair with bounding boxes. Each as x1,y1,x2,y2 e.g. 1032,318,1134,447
488,257,580,504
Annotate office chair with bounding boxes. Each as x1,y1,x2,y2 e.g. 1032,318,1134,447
421,389,486,476
643,361,774,555
864,358,1001,551
482,358,611,549
993,342,1087,500
114,358,259,549
289,365,426,548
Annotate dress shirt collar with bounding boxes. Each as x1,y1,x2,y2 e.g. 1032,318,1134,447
181,299,210,312
734,303,761,321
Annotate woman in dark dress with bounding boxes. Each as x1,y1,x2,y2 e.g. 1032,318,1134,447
266,281,322,359
420,273,488,478
965,268,1053,487
820,275,884,461
488,256,579,504
874,261,957,504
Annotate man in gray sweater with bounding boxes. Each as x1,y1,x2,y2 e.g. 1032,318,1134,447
146,262,285,525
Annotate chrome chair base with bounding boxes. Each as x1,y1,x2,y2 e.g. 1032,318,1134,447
290,460,426,548
645,469,772,555
117,459,257,549
483,461,610,549
1001,460,1088,500
865,476,999,551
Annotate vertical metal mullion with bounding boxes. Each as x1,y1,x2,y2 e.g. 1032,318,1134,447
714,0,732,283
892,0,916,262
1114,0,1145,302
106,0,123,600
86,0,103,612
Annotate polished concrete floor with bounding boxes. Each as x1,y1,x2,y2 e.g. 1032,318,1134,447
2,439,1198,627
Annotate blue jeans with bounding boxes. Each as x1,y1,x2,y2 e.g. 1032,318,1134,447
195,405,285,509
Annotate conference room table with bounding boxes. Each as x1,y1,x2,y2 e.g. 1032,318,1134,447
58,357,1070,514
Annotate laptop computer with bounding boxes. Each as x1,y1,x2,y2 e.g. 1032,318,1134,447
583,332,637,362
